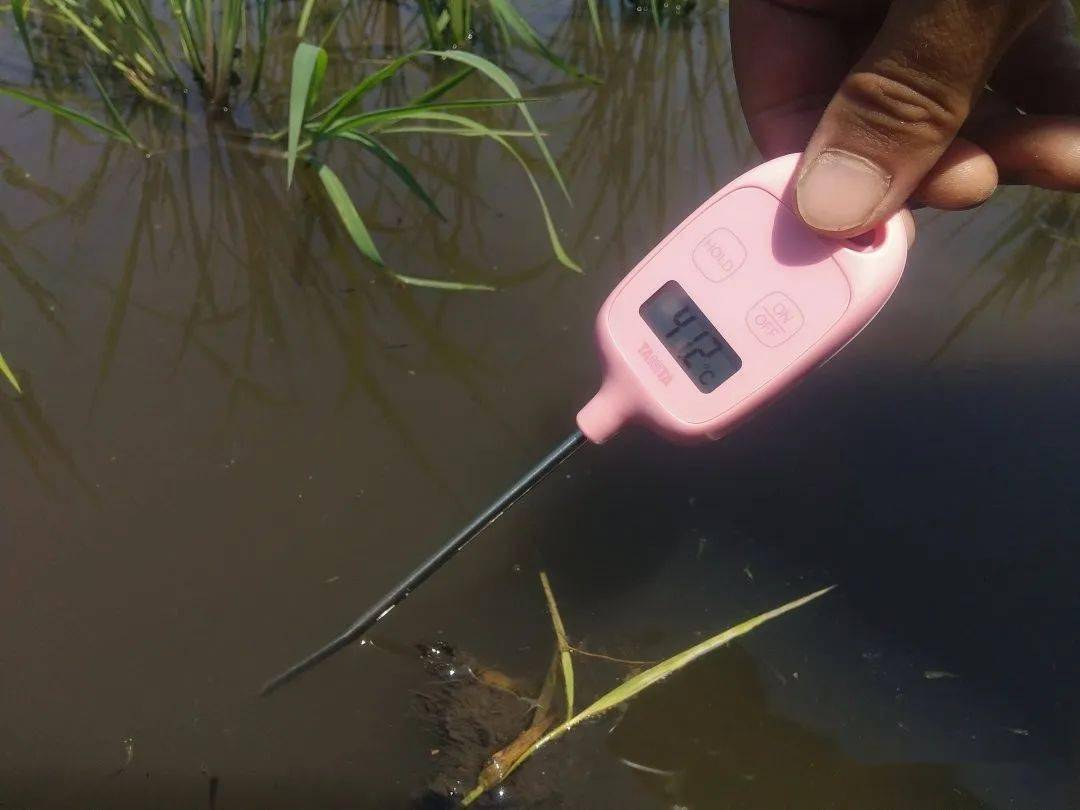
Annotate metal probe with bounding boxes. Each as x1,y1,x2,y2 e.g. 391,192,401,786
260,429,588,696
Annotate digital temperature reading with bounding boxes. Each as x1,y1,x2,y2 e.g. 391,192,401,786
640,281,742,393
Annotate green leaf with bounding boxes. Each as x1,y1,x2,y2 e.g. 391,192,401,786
389,273,495,292
319,97,540,136
488,0,598,83
331,130,445,220
0,85,129,142
379,110,580,273
287,42,327,187
381,125,535,138
584,0,604,46
409,65,473,106
296,0,316,38
0,349,21,394
316,162,492,291
313,52,416,135
11,0,31,56
316,161,384,265
422,49,571,204
86,64,138,147
540,572,574,723
462,586,836,805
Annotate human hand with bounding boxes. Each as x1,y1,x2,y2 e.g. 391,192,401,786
731,0,1080,238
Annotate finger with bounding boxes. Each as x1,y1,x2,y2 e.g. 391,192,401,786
795,0,1053,237
911,137,998,210
972,114,1080,190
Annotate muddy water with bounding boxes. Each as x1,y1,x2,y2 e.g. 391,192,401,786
1,2,1078,808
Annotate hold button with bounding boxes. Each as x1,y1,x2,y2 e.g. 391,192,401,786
693,228,745,282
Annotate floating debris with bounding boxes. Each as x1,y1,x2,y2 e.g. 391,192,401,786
924,670,960,681
110,737,135,777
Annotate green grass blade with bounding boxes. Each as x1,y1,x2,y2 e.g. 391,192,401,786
380,110,579,272
249,0,271,96
409,65,474,105
380,125,535,138
0,350,21,394
584,0,604,46
11,0,32,56
312,52,416,134
462,586,836,805
316,162,384,264
320,97,541,136
287,42,327,187
0,86,128,142
487,0,597,83
296,0,316,38
389,273,495,291
166,0,205,74
540,572,574,722
317,161,492,291
331,130,445,220
86,65,138,147
422,49,570,203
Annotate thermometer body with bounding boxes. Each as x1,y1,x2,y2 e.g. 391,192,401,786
578,153,907,444
262,154,908,695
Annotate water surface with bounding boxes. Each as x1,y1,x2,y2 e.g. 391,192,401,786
1,3,1078,807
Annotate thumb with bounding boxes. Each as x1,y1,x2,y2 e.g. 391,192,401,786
795,0,1050,237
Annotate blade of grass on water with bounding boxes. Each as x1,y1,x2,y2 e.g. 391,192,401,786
381,110,580,272
319,97,539,137
295,0,316,38
461,585,837,805
11,0,31,56
312,53,417,135
0,86,129,142
86,65,139,147
0,350,21,394
287,42,327,187
331,130,444,220
409,65,474,106
584,0,604,46
539,572,574,722
488,0,598,83
421,49,571,204
315,162,493,291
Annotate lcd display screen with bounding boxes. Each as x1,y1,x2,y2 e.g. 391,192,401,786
639,281,742,393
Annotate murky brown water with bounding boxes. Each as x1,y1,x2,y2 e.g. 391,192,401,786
2,2,1079,808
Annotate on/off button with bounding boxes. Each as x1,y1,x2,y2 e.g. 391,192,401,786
747,292,804,347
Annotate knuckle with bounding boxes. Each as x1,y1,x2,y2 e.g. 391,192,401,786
837,65,970,147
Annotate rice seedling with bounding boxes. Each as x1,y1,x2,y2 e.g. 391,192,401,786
2,3,581,282
460,574,835,805
412,0,596,81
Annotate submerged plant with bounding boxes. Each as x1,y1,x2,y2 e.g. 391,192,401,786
460,574,835,805
412,0,597,80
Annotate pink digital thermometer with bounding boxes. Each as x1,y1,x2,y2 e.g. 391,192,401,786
262,153,908,695
577,152,907,444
